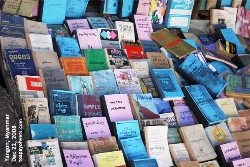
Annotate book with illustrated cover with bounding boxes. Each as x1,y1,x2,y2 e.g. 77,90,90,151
67,76,94,95
104,48,130,69
148,0,167,24
139,77,159,98
98,28,121,49
115,21,135,42
77,94,102,117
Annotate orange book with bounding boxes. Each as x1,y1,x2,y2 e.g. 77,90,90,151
60,57,89,76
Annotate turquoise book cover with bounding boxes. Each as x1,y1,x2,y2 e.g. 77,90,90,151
132,158,158,167
168,128,183,144
103,0,118,14
52,115,84,142
67,76,95,95
221,0,232,6
210,61,234,75
91,69,120,97
115,120,140,140
55,37,82,57
66,0,89,18
30,124,58,140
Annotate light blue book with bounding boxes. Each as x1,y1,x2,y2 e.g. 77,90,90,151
119,136,149,161
183,39,198,51
87,17,110,29
30,124,58,140
67,75,95,95
132,158,159,167
246,0,250,9
153,98,172,114
52,115,84,142
91,69,120,97
221,0,232,7
150,69,184,101
115,120,140,140
210,61,234,74
103,0,118,14
121,0,134,17
163,0,195,32
42,0,67,24
66,0,89,18
55,37,82,57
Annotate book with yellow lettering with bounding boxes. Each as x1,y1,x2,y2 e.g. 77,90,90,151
60,57,89,76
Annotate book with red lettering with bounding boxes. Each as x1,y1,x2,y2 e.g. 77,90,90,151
123,41,146,59
150,28,196,59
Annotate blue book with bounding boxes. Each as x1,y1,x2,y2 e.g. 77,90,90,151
140,40,160,53
221,0,232,6
119,136,149,161
52,115,84,142
150,69,184,101
55,37,82,57
200,0,207,9
103,0,118,14
115,120,140,140
66,0,89,18
131,158,159,167
41,0,67,24
5,48,37,79
90,69,120,97
87,17,110,29
176,54,227,98
182,84,228,126
49,89,77,116
30,124,58,140
183,39,197,51
153,98,172,114
245,0,250,9
163,0,195,32
120,0,134,17
210,61,234,74
67,76,95,95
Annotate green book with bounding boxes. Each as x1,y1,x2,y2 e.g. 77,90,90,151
84,49,108,72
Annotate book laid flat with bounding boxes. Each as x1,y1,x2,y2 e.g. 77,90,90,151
231,130,250,158
26,139,63,167
104,48,130,69
182,84,228,126
114,69,143,94
60,57,89,76
67,76,95,95
228,117,249,132
169,143,191,164
84,49,108,72
150,68,184,101
179,124,217,162
30,124,57,140
150,28,196,59
63,149,94,167
176,54,227,98
215,98,239,117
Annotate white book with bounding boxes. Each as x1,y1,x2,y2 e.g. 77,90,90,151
169,143,191,164
129,59,150,78
115,21,135,42
25,19,49,35
26,33,54,52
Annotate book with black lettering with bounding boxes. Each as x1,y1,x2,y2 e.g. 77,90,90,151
84,49,108,72
104,48,131,69
167,28,186,39
97,28,121,49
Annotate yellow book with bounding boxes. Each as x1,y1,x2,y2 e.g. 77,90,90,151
215,98,239,117
92,151,126,167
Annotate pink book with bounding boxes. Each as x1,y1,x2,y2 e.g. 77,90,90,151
66,19,90,33
102,94,134,122
221,141,242,163
63,150,94,167
232,159,248,167
82,117,111,139
32,0,39,16
136,0,151,16
134,15,153,41
76,29,102,49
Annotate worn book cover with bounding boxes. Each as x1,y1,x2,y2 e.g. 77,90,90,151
146,52,170,69
67,76,95,95
24,19,48,35
215,98,239,117
84,49,108,72
139,77,159,98
77,94,102,117
228,117,249,132
169,143,191,164
60,57,89,76
104,48,130,69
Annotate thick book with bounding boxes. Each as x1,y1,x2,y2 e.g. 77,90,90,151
87,17,110,29
63,149,94,167
77,94,102,117
75,29,102,50
169,143,191,164
150,28,196,59
133,15,153,41
114,69,143,94
52,115,83,142
84,49,108,72
176,54,227,98
30,124,57,140
139,77,159,98
150,68,184,101
26,33,54,52
49,89,77,116
60,57,89,76
26,139,63,167
98,28,121,49
65,0,89,18
115,21,135,42
64,19,90,36
67,76,95,95
182,84,228,126
54,37,82,57
104,48,130,69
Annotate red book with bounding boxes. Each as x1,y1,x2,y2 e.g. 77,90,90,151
123,42,146,59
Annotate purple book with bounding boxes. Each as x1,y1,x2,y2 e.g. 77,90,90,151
174,106,195,127
134,15,153,41
65,19,90,34
63,149,94,167
203,42,217,52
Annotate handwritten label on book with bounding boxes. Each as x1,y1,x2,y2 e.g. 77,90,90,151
221,142,242,163
63,149,94,167
134,15,153,41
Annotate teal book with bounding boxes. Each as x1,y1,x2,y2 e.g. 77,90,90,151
90,69,120,97
67,75,95,95
210,61,234,75
52,115,84,142
130,158,158,167
168,128,183,144
182,84,228,126
115,120,140,140
55,37,82,57
176,54,227,98
150,68,184,101
66,0,89,18
200,0,207,9
30,124,57,140
84,49,109,72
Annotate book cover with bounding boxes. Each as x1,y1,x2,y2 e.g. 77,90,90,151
98,28,121,49
65,0,89,18
148,0,167,24
169,143,191,164
55,37,82,57
52,115,83,142
1,36,27,50
114,69,143,94
141,118,168,127
139,77,159,98
105,48,130,69
134,15,153,41
210,61,234,75
82,117,111,139
135,0,151,16
64,19,90,35
67,76,95,95
115,120,140,139
123,41,146,59
228,117,249,132
150,68,184,101
63,149,94,167
173,106,196,127
176,54,227,98
131,158,158,167
60,57,89,76
84,49,108,72
160,112,178,128
220,7,237,32
183,32,202,45
200,160,220,167
30,124,57,140
78,94,102,117
119,0,134,17
182,84,228,126
87,17,110,29
90,69,120,97
231,131,250,158
140,40,161,53
146,52,170,68
215,98,239,117
129,59,150,78
76,29,102,50
47,24,70,37
198,35,216,45
115,21,135,42
150,28,196,59
168,128,183,144
102,0,118,14
24,19,48,35
49,90,76,116
26,33,54,52
153,98,172,114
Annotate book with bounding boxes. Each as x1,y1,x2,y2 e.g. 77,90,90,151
173,106,196,127
134,0,151,16
204,123,234,148
101,94,134,122
225,74,250,99
217,39,237,59
228,117,249,132
183,32,203,45
210,61,233,75
64,19,90,36
130,158,158,167
123,42,146,59
65,0,89,18
118,0,134,17
178,161,200,167
148,0,167,24
209,24,227,35
176,54,227,98
215,98,239,117
199,160,220,167
39,69,69,98
168,28,186,39
90,69,120,97
26,139,63,167
98,28,121,49
228,158,250,167
144,126,173,167
0,36,27,50
77,94,102,117
104,48,130,69
150,28,196,59
141,118,168,127
67,76,95,95
24,19,48,35
168,128,183,144
30,124,57,140
182,84,228,126
206,0,218,9
61,141,89,150
102,0,118,14
140,40,160,53
16,75,44,99
198,35,216,45
221,7,238,32
115,21,135,42
32,51,60,72
63,149,94,167
231,130,250,158
26,33,54,52
47,24,70,38
4,48,37,80
82,117,111,139
54,37,82,57
75,29,102,50
191,0,202,19
87,136,119,156
129,59,150,78
60,57,89,76
160,112,178,128
114,120,140,139
52,115,83,142
150,68,184,101
146,52,170,68
114,69,143,94
169,143,191,164
133,15,153,41
139,77,159,98
87,17,111,29
179,124,217,162
236,6,250,38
